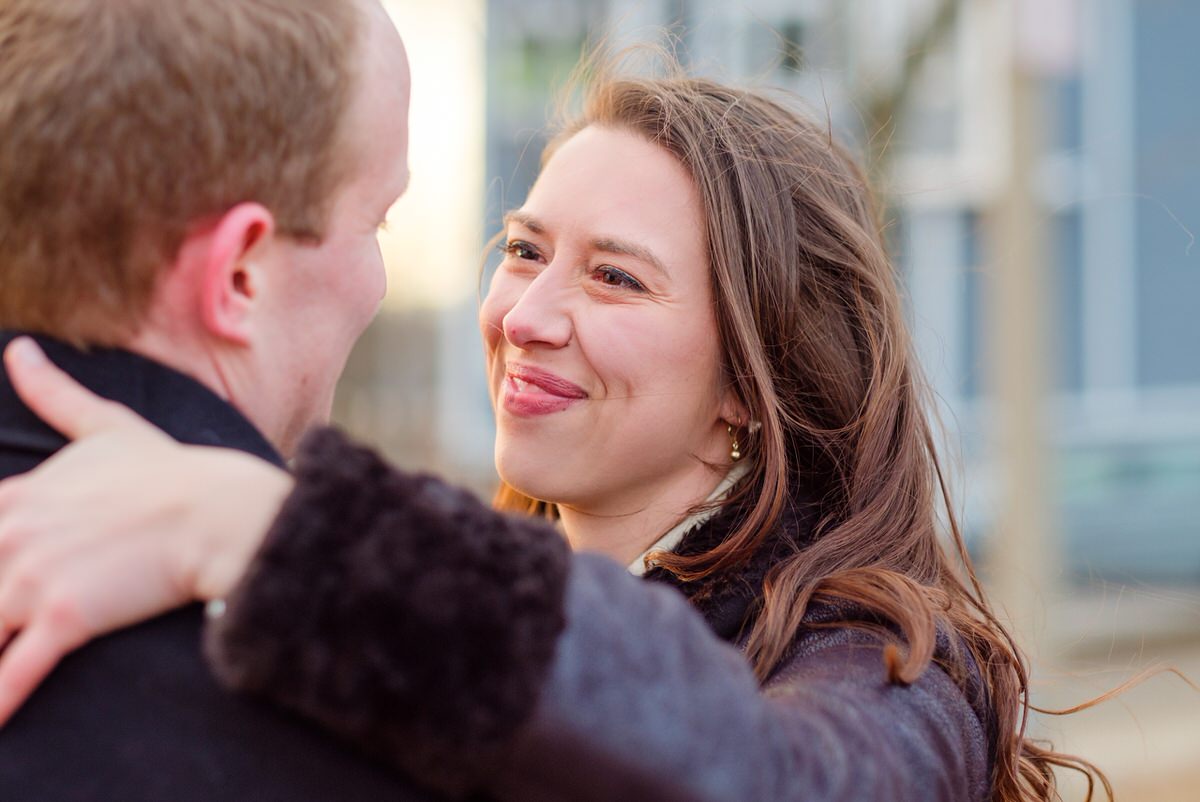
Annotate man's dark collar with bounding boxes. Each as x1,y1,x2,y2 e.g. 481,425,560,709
0,331,284,468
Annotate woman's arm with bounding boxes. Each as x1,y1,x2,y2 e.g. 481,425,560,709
215,428,991,802
498,554,991,802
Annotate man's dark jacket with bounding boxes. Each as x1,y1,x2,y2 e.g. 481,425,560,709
0,331,439,801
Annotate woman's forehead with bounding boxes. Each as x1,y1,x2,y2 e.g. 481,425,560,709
515,127,705,259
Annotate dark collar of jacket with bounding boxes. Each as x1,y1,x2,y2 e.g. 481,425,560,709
0,330,283,470
642,492,820,642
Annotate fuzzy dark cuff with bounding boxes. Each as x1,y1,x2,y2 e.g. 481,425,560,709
204,427,571,796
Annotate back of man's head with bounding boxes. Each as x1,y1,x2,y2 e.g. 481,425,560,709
0,0,363,347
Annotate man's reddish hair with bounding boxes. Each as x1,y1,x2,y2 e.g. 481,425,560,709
0,0,363,345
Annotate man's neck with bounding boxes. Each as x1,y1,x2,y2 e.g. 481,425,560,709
125,328,232,404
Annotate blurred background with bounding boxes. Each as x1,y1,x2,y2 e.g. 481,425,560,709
337,1,1199,797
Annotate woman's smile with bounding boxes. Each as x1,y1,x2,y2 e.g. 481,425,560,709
501,363,588,417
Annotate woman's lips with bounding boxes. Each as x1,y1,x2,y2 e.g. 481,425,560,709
501,364,587,417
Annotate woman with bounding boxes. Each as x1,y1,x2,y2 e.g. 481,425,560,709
0,70,1105,800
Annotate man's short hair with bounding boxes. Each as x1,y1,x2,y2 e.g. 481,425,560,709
0,0,363,345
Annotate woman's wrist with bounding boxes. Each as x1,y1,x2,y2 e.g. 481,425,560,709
170,447,295,603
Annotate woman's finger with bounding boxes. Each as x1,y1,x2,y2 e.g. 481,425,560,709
0,617,82,727
2,338,144,441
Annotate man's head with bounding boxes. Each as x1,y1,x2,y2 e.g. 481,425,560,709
0,0,410,455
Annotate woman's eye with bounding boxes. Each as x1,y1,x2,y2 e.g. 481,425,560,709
501,240,540,261
593,265,645,292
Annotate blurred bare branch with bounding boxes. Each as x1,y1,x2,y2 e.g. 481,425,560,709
859,0,964,183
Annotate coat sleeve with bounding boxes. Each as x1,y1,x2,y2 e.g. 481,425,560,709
205,428,991,802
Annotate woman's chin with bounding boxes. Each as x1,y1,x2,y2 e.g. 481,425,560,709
496,449,551,497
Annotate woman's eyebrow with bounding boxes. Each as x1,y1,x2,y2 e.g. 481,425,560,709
591,236,668,279
503,210,669,279
503,210,545,234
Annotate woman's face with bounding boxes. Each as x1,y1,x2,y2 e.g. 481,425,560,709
480,125,739,514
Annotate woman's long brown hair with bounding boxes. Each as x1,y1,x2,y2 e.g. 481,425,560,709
494,57,1113,801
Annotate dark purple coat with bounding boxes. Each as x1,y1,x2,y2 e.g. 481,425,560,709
207,427,994,801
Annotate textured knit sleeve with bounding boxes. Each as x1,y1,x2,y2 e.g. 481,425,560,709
204,427,572,795
205,427,990,801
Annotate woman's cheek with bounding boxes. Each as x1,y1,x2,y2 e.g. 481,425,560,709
479,272,524,346
478,295,506,350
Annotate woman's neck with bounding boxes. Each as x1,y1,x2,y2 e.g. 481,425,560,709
556,462,731,566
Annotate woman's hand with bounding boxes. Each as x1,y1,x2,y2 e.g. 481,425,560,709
0,338,293,725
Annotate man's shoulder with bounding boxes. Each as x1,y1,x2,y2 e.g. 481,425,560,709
0,333,444,800
0,604,441,800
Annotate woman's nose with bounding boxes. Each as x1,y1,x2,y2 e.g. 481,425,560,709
502,270,572,350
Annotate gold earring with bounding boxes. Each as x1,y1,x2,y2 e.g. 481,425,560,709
728,424,741,462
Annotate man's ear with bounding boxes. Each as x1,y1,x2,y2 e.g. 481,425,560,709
193,203,276,346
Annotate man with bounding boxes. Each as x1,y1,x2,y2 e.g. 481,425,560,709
0,1,441,798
